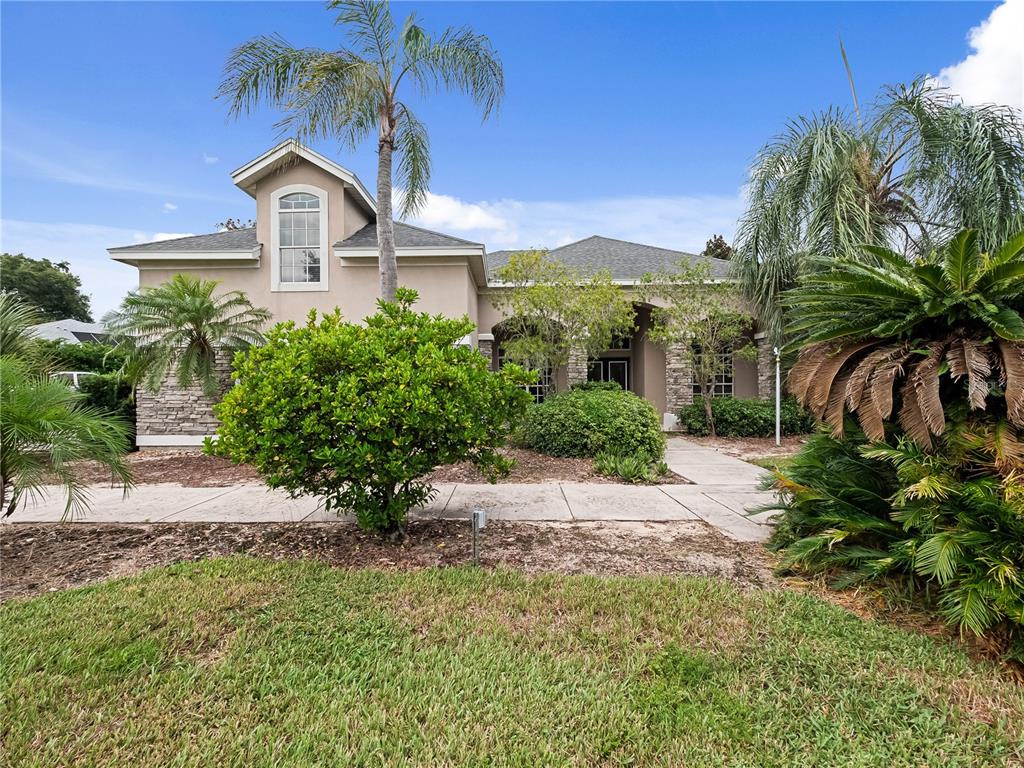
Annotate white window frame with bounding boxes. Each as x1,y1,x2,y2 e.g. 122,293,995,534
270,184,329,292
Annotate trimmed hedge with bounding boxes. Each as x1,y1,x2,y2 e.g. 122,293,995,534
519,389,665,459
678,396,817,437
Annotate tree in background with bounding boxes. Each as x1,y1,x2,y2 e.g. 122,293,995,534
701,235,734,261
0,293,132,519
0,253,93,322
641,260,754,437
212,288,533,534
493,250,636,389
103,274,271,397
215,218,256,231
732,78,1024,343
219,0,503,302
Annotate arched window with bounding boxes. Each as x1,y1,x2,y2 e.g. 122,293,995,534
271,186,328,291
278,192,321,283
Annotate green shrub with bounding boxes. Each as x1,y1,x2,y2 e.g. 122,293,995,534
211,289,533,533
765,412,1024,659
570,380,622,392
678,396,817,437
36,340,127,373
77,373,136,448
519,388,665,460
593,451,658,484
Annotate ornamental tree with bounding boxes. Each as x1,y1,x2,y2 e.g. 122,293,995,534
211,288,533,533
492,249,636,385
641,260,754,437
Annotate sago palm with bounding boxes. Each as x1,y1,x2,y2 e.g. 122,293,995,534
218,0,503,302
786,229,1024,450
104,274,270,396
733,79,1024,342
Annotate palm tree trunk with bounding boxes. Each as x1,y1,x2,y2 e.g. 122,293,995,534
376,136,398,303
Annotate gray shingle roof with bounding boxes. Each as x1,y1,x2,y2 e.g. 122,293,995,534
485,235,730,281
336,221,481,249
109,228,257,253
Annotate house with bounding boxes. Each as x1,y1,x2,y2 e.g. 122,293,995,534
29,319,109,344
109,140,773,447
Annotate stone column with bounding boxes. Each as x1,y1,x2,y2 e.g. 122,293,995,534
663,341,693,430
754,333,775,401
478,333,495,371
566,347,589,389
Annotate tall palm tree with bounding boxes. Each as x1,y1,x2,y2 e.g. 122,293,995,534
104,274,271,397
0,295,133,519
218,0,504,302
733,79,1024,343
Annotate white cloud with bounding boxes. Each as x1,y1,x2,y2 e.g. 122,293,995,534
0,220,143,317
162,202,178,212
934,0,1024,110
407,190,744,253
203,153,219,165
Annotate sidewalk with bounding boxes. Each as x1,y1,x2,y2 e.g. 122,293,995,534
7,438,778,543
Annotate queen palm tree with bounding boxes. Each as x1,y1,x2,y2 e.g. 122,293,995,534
733,78,1024,343
104,274,271,397
218,0,504,302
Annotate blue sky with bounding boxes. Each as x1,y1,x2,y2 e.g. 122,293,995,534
1,0,1016,315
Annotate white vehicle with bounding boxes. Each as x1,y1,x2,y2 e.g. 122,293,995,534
50,371,98,390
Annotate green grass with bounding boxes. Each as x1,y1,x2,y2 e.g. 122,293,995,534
2,558,1022,767
749,455,795,472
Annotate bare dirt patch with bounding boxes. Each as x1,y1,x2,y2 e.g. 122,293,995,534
72,448,687,488
681,434,809,460
0,520,775,601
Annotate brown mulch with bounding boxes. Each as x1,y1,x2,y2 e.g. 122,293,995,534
72,448,688,488
0,520,775,601
682,435,809,459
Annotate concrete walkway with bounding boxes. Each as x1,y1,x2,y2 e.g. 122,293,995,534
7,438,778,543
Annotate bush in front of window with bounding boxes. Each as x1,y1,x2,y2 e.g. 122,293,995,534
209,288,534,535
519,388,665,460
677,397,818,438
570,380,622,392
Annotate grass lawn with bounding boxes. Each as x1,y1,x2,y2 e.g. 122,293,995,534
2,558,1021,767
748,455,795,473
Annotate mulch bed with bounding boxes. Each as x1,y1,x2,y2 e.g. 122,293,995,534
0,520,776,601
73,448,689,488
682,434,810,459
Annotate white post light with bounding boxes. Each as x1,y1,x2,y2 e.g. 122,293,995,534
774,346,781,447
471,508,487,565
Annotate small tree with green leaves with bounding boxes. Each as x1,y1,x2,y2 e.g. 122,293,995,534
211,288,533,534
492,250,636,389
642,260,754,437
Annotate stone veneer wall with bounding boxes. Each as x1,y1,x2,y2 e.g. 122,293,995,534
478,336,494,369
566,347,589,388
755,336,776,400
664,341,694,417
136,353,234,444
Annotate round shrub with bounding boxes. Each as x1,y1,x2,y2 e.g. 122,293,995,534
520,389,665,459
678,396,817,437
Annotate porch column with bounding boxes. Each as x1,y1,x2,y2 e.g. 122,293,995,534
566,346,588,388
478,333,495,371
754,333,774,400
663,341,693,430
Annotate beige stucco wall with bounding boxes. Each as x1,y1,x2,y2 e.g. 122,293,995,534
138,159,474,325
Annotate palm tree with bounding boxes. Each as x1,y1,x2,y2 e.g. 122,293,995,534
0,295,133,519
218,0,504,302
104,274,271,397
733,79,1024,343
785,229,1024,450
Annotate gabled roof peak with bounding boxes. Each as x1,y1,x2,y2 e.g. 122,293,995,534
230,139,377,215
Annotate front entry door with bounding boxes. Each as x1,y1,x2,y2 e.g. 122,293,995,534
588,358,630,391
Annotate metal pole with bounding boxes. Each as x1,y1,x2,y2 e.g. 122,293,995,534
774,346,781,447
